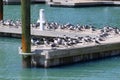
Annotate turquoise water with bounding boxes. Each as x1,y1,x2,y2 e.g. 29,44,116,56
1,4,120,80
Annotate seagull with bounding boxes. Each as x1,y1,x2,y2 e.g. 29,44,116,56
49,42,56,47
31,38,35,45
57,37,62,45
34,40,40,45
93,38,101,44
43,38,49,46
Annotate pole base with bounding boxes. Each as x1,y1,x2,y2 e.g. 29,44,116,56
22,55,32,68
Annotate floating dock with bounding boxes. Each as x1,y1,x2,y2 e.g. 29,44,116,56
47,0,120,7
30,38,120,67
0,25,97,38
3,0,45,4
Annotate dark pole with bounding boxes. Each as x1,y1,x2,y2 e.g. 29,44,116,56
21,0,31,68
0,0,3,20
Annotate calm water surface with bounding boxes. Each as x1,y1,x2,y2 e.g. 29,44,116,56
0,4,120,80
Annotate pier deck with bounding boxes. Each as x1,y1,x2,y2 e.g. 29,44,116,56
48,0,120,7
30,35,120,67
4,0,45,4
0,25,98,38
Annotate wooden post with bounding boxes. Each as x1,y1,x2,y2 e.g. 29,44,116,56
0,0,3,20
21,0,31,68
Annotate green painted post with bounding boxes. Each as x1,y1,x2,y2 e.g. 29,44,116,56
21,0,31,68
0,0,3,20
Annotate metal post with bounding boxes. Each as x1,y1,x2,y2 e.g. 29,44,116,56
21,0,31,68
0,0,3,20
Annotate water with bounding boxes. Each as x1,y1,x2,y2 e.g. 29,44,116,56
4,4,120,27
1,4,120,80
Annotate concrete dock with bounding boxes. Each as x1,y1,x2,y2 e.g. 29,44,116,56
15,23,120,67
27,34,120,67
3,0,45,4
0,23,98,38
47,0,120,7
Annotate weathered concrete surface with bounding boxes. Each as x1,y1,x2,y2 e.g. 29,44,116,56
0,26,98,38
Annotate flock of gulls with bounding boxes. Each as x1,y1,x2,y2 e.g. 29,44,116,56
0,19,120,34
0,19,42,28
45,22,96,31
31,35,102,48
1,19,120,33
0,19,21,28
31,22,120,48
0,20,120,48
0,19,39,28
